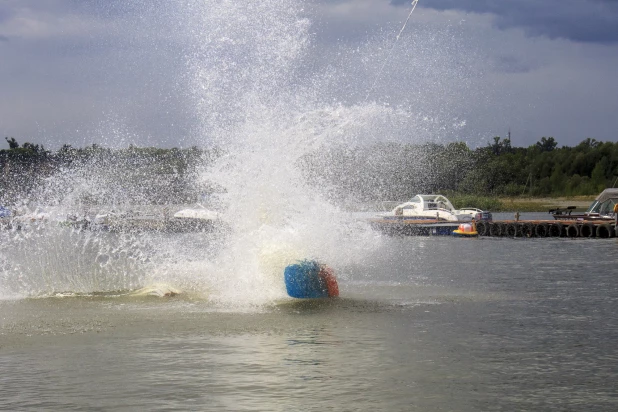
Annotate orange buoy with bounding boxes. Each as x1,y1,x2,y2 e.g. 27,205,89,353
453,221,478,237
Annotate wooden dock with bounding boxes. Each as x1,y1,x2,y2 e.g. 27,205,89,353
369,218,617,238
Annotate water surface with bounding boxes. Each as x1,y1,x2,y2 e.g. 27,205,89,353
2,233,617,411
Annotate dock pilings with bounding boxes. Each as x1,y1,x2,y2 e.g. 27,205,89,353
475,220,617,238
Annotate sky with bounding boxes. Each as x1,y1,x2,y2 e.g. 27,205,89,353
1,0,617,149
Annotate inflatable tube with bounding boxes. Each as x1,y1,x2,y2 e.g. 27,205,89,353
505,223,517,237
579,223,595,238
566,223,579,238
535,223,548,237
453,222,478,237
489,222,502,237
596,224,615,238
476,221,489,237
284,260,338,299
548,223,563,237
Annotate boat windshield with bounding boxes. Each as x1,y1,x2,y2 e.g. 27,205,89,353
434,196,455,211
586,201,600,214
410,195,455,211
409,196,423,203
587,189,618,214
598,199,618,215
587,198,618,214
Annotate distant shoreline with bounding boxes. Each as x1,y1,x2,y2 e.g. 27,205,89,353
356,196,597,213
497,196,595,212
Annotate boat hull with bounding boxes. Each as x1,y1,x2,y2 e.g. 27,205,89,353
369,218,461,236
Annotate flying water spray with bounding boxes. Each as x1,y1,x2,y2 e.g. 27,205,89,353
281,1,422,298
365,0,420,102
0,0,433,306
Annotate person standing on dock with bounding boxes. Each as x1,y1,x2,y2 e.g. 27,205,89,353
614,202,618,226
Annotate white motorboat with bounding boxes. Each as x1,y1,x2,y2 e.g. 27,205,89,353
378,194,492,222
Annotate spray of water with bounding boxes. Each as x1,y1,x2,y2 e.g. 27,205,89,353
177,0,388,307
0,0,474,308
366,0,420,102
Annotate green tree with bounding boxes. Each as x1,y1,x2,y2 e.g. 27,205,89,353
5,137,19,149
591,156,609,191
536,137,557,153
489,136,512,156
549,164,566,194
577,138,600,150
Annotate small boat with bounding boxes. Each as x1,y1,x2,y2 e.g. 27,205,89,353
378,194,492,222
551,188,618,222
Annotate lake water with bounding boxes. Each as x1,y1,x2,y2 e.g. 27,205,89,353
2,221,617,411
5,0,613,409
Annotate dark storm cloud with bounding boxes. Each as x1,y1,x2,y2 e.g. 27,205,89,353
392,0,618,44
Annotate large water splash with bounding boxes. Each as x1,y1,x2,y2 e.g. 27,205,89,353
0,0,474,307
179,0,386,306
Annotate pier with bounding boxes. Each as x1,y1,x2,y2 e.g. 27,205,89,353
369,218,617,238
475,219,616,238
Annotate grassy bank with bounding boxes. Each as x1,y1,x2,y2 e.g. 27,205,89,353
496,196,594,212
449,195,595,213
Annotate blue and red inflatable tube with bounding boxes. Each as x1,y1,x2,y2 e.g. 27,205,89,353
284,260,339,298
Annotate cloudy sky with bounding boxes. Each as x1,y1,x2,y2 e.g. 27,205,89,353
1,0,617,149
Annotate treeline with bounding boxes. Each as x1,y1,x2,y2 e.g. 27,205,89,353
302,136,618,202
2,136,617,206
0,138,217,206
